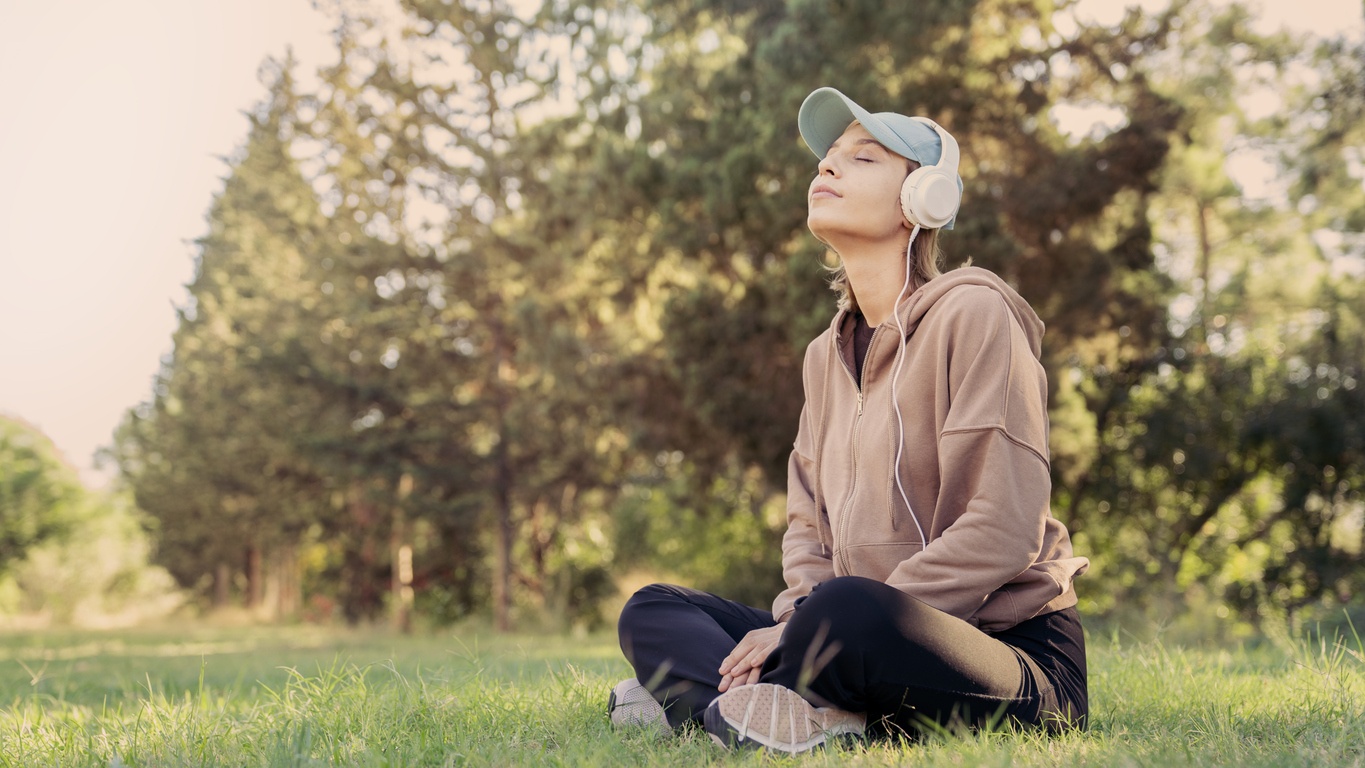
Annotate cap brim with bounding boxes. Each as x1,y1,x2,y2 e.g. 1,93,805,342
798,87,915,162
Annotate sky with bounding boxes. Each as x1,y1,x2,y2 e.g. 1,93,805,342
0,1,336,486
0,0,1362,489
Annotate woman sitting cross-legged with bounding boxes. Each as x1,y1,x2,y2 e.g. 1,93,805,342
607,86,1090,754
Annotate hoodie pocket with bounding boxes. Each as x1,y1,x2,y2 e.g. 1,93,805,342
835,541,926,582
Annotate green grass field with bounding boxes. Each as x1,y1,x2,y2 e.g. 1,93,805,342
1,622,1362,767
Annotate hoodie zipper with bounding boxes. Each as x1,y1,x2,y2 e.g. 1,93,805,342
835,323,881,575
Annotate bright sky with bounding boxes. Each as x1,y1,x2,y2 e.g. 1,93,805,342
0,1,1361,489
0,1,335,486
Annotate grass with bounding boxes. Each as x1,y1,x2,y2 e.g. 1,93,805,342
0,621,1362,767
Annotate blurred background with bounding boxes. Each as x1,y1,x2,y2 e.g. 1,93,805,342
0,0,1362,639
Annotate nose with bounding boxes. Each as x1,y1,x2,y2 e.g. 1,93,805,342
816,152,839,176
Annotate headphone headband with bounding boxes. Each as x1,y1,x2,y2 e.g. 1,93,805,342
908,117,960,177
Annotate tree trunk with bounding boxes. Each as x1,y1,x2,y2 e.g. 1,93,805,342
262,543,298,621
392,539,414,634
246,544,263,610
391,473,414,634
278,543,300,618
490,320,515,633
493,452,514,632
344,493,381,623
213,562,231,608
529,494,550,607
1196,199,1213,346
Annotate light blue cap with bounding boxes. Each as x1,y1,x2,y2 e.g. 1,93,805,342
798,87,961,229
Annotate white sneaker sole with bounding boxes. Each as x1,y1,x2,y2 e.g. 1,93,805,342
608,678,670,732
704,683,863,753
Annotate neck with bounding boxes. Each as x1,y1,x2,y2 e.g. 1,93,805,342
841,241,914,327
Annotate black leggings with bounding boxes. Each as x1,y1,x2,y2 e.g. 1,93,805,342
617,576,1087,737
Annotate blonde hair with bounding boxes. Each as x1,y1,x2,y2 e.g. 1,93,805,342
825,227,943,313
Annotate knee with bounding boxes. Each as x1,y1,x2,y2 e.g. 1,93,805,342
617,583,703,669
618,583,681,634
786,576,911,643
793,576,881,620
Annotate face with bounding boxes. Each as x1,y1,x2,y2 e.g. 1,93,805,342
807,122,913,250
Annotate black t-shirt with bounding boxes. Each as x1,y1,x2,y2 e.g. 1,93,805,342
852,312,875,384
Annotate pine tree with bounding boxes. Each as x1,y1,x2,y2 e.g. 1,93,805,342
113,58,327,613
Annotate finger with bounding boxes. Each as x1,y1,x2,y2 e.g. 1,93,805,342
719,646,743,673
751,646,772,665
729,666,759,689
720,640,754,674
725,659,752,681
744,646,770,669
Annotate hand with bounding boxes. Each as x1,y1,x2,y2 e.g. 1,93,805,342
718,624,785,692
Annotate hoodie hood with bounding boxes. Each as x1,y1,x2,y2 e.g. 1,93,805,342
834,266,1045,360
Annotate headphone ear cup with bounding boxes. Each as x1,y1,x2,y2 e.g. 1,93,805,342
900,166,960,229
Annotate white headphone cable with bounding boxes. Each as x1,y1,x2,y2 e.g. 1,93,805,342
890,224,927,548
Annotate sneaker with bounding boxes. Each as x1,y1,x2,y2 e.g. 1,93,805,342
704,682,864,753
608,678,670,732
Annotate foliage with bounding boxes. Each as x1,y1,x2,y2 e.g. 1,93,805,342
109,59,336,615
0,417,178,626
107,0,1365,629
611,454,786,609
0,416,81,574
1060,0,1365,622
0,489,181,627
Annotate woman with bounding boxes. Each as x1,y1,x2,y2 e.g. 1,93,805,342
608,87,1090,754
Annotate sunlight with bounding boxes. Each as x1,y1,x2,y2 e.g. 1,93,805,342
1051,102,1130,142
0,634,332,663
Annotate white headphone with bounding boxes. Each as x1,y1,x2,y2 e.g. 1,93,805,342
898,117,961,230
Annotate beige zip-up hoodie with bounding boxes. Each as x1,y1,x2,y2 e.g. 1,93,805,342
773,267,1089,632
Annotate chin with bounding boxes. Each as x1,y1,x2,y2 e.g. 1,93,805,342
807,213,839,245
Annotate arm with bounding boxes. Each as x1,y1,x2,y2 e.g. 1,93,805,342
771,335,837,622
885,289,1053,622
771,436,836,622
885,428,1051,621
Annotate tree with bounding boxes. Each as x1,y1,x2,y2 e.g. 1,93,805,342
0,415,80,574
109,0,1364,628
503,0,1191,601
1060,0,1365,623
113,57,329,614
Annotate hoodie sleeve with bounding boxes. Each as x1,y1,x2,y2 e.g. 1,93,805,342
883,287,1054,624
772,342,836,622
